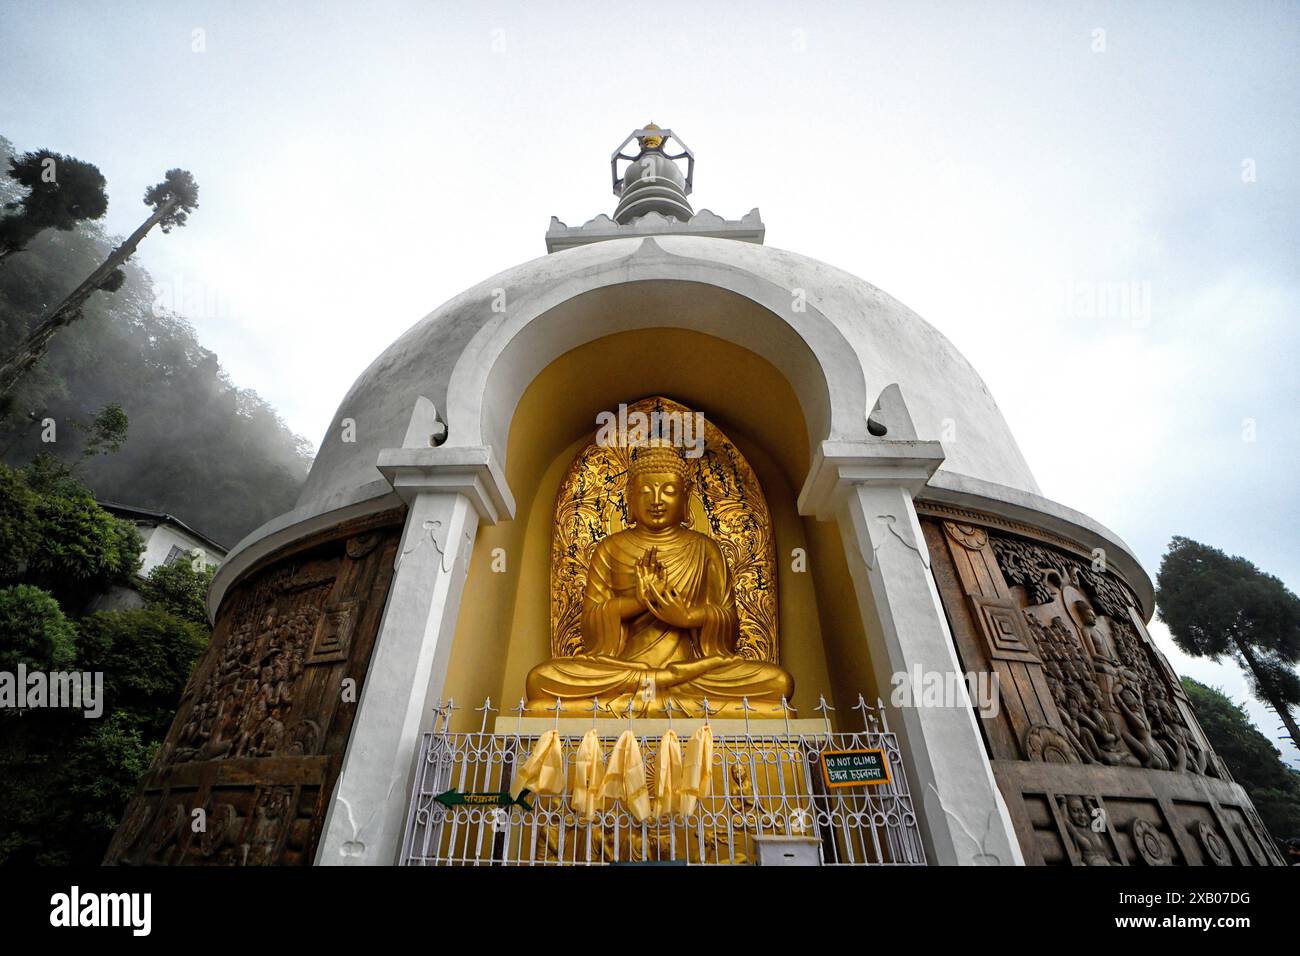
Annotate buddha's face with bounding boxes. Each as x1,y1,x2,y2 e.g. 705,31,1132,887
628,470,688,531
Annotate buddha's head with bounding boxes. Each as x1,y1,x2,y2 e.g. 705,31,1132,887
626,445,692,532
1073,599,1098,627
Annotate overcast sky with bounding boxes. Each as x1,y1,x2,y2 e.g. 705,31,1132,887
2,1,1297,765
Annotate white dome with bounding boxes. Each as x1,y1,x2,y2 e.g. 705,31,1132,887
214,233,1152,617
301,235,1038,513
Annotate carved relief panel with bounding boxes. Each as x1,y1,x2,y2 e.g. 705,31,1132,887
104,515,402,866
920,510,1283,866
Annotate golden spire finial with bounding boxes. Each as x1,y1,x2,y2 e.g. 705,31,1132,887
639,122,664,150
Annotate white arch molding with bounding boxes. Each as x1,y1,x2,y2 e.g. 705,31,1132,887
442,237,872,469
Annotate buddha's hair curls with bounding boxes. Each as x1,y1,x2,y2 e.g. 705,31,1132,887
627,443,692,483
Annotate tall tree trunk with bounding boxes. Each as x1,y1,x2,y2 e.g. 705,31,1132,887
0,196,177,398
1233,633,1300,752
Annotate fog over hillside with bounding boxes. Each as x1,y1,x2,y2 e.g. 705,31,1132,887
0,134,311,547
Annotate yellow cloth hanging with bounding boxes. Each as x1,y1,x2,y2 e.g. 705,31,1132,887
510,729,565,800
572,728,606,821
600,730,652,822
653,729,685,818
679,724,714,816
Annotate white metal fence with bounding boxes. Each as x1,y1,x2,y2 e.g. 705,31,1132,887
399,697,926,866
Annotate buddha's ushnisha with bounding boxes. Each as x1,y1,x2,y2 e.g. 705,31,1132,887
525,444,793,716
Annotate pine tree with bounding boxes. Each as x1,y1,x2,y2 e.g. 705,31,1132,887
0,150,108,262
0,169,198,398
1157,536,1300,753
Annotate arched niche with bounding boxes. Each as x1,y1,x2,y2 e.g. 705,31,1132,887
436,325,884,729
442,265,873,473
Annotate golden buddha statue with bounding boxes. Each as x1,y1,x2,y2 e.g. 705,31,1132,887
525,444,793,716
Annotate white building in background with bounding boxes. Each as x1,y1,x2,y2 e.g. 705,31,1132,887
86,502,227,613
101,501,226,574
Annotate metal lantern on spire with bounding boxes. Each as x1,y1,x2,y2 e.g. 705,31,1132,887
609,123,695,224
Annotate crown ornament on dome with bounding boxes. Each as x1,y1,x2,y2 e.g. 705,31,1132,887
610,123,695,224
545,123,765,251
638,122,665,150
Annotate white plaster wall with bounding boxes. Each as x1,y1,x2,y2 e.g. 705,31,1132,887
137,524,220,574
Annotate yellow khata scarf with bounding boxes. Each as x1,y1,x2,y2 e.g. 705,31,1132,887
572,728,606,821
600,730,652,822
653,729,685,818
679,724,714,816
510,729,565,800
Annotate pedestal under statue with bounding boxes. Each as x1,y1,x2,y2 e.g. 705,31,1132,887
525,444,793,716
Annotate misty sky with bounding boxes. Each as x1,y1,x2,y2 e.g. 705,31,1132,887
2,1,1297,764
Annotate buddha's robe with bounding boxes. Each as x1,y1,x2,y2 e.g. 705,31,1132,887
525,525,793,713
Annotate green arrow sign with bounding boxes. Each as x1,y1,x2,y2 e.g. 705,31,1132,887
433,789,533,811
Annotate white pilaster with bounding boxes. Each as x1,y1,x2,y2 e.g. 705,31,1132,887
316,442,514,866
800,440,1024,866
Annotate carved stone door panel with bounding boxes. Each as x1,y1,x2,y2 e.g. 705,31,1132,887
919,509,1283,866
105,514,403,866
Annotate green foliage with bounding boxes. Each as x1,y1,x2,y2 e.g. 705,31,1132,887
0,709,160,866
76,608,207,737
0,602,205,864
59,713,159,861
19,463,142,606
0,150,108,256
143,168,198,233
1183,678,1300,841
0,710,79,865
139,557,214,625
0,583,76,670
1157,536,1300,712
75,402,129,461
0,463,37,577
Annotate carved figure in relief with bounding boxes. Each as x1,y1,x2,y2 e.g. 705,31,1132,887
1047,679,1094,761
1073,598,1121,706
172,597,322,764
1115,680,1171,771
1060,795,1113,866
1152,697,1208,775
1054,682,1110,764
243,788,292,866
233,658,276,757
1009,548,1213,776
148,802,188,865
1076,685,1139,767
1028,607,1140,769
